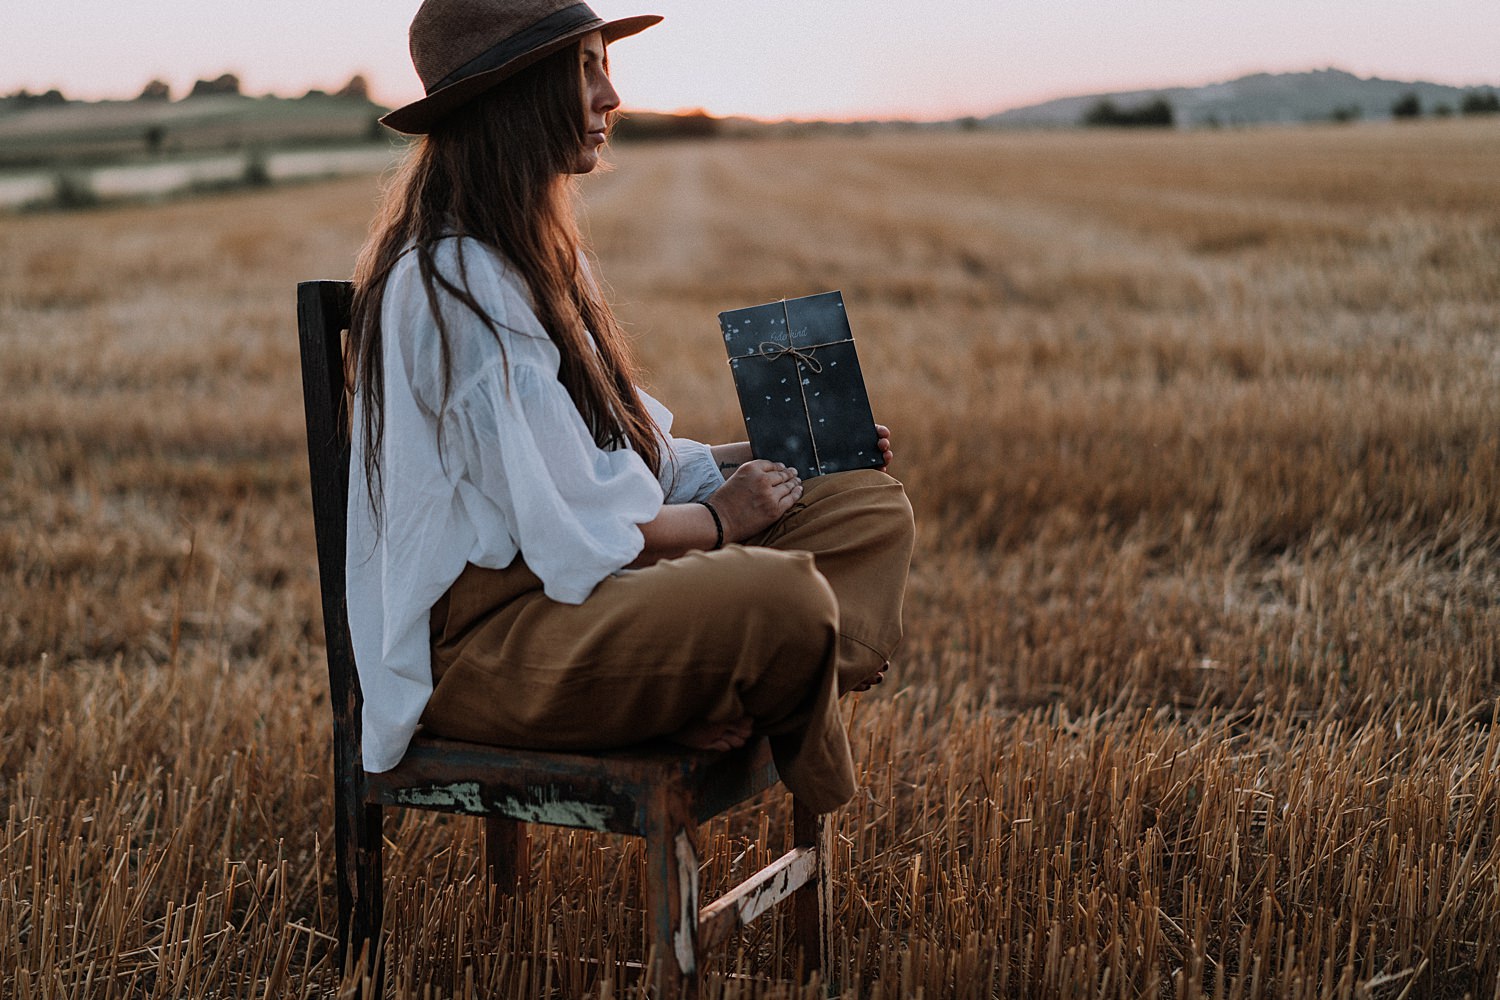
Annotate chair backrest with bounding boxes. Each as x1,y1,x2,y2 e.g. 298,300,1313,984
296,280,363,772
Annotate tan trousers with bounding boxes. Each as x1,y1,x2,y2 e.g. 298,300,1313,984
423,468,915,813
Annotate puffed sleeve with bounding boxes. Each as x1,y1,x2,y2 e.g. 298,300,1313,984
638,388,726,504
397,240,665,604
442,361,664,604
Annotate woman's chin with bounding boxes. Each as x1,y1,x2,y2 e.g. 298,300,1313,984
572,147,604,175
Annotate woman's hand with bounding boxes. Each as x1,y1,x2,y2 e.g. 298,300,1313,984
875,423,894,470
709,460,803,541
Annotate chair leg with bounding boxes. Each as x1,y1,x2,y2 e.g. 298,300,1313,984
484,816,528,894
336,798,385,996
792,800,834,990
644,790,701,1000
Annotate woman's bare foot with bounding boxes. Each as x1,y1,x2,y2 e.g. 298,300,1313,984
670,716,754,752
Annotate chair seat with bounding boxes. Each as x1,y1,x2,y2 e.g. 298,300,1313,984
365,734,781,837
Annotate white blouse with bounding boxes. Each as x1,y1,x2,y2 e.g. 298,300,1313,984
346,238,724,773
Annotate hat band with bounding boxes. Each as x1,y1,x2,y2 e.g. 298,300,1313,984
429,2,603,93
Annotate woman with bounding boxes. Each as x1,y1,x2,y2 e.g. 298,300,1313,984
345,0,913,813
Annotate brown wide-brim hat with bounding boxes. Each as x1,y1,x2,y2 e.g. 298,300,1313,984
381,0,661,135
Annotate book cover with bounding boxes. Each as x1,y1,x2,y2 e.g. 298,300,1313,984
718,291,882,478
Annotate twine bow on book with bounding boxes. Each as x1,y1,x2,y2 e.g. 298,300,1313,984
752,340,828,373
727,335,853,368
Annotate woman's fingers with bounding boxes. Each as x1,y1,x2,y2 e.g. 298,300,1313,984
751,462,799,502
872,423,894,470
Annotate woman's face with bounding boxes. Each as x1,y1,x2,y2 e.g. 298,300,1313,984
574,32,619,174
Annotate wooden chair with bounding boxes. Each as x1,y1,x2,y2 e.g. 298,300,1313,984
295,280,834,998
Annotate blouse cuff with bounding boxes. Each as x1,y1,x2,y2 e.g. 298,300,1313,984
662,437,725,504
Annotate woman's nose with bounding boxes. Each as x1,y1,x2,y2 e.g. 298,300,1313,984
596,76,620,114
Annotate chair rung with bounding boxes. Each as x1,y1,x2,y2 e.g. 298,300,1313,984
697,845,819,948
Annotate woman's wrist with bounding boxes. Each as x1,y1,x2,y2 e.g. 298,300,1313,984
697,500,725,550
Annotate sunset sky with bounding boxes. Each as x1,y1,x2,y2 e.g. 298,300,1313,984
5,0,1499,120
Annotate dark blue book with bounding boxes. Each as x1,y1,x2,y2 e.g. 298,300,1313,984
718,291,882,478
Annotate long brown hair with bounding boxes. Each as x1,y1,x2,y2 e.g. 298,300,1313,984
348,40,661,521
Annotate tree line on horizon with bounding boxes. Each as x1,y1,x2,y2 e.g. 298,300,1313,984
1081,96,1175,128
2,73,375,109
1081,87,1500,128
1388,88,1500,119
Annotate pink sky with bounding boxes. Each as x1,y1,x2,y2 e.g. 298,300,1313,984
5,0,1499,120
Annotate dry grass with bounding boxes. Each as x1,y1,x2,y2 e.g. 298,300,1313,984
2,119,1498,997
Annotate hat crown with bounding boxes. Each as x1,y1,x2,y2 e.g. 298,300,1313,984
409,0,588,93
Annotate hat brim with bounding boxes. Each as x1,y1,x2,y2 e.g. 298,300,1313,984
380,14,661,135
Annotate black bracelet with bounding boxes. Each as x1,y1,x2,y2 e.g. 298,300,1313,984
698,500,725,550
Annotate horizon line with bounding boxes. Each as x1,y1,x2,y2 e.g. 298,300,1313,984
7,62,1500,126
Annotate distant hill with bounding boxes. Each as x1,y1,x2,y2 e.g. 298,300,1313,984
986,68,1500,127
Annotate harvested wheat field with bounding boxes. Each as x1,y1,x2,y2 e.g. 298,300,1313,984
3,119,1499,998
